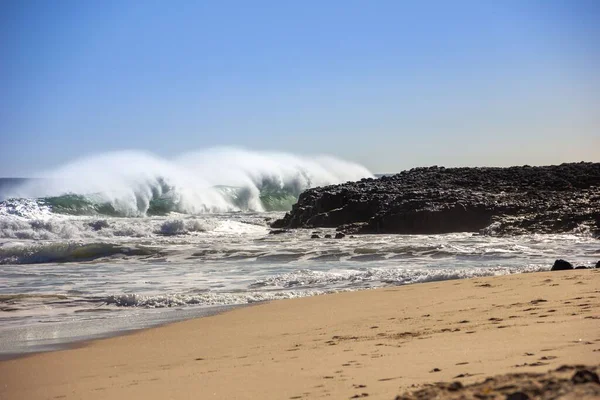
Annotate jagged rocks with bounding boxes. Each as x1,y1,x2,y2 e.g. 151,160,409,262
272,163,600,235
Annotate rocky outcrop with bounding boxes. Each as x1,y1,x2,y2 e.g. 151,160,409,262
272,163,600,235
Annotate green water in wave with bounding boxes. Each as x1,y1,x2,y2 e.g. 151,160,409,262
42,194,177,216
39,185,299,216
43,195,122,216
259,189,298,211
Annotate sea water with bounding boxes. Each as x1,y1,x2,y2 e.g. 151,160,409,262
0,150,597,357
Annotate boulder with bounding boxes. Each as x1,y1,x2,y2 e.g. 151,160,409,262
551,259,573,271
335,232,346,239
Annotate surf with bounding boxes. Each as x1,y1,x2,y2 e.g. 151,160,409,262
0,148,373,217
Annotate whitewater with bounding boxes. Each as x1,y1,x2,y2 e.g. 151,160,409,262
0,148,598,357
0,148,372,216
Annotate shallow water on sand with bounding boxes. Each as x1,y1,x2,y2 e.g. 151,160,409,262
1,211,598,356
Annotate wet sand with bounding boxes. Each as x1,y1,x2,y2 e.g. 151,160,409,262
1,269,598,399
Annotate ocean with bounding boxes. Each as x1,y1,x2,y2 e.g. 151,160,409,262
0,150,597,357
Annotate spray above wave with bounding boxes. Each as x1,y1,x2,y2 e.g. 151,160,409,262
1,148,373,217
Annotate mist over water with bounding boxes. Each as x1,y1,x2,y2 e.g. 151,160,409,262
0,148,373,216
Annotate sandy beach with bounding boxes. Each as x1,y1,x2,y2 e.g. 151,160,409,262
1,269,598,399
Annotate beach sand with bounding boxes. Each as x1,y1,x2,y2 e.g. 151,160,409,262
1,269,598,399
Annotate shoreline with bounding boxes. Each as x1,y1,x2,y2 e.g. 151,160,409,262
0,304,243,360
0,265,555,360
1,269,598,399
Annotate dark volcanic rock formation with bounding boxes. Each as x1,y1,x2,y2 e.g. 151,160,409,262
272,163,600,235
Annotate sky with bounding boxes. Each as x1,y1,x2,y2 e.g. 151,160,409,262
0,0,599,176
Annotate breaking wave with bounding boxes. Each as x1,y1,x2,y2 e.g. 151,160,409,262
0,148,372,217
0,242,162,265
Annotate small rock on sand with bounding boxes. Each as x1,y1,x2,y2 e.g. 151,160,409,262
551,259,573,271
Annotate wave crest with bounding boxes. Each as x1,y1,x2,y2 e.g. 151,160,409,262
0,242,161,265
1,148,372,217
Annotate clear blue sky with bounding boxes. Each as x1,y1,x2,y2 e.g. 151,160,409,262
1,0,598,176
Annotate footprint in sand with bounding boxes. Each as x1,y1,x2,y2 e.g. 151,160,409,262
378,377,400,382
514,362,549,367
453,373,480,378
530,299,548,305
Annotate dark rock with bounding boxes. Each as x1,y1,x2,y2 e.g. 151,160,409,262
272,163,600,235
575,266,588,269
447,382,463,391
268,229,289,235
506,392,530,400
324,234,332,238
396,364,600,400
551,259,573,271
571,369,600,384
311,234,320,239
596,261,600,268
335,232,346,239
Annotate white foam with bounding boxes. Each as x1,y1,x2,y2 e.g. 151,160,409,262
104,289,334,308
250,265,549,289
0,213,270,242
6,148,373,215
100,264,550,309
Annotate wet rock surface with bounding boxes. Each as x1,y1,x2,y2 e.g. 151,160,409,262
551,259,574,271
394,365,600,400
273,163,600,235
